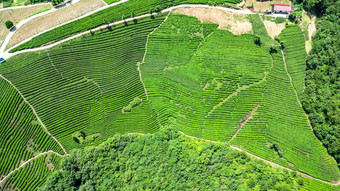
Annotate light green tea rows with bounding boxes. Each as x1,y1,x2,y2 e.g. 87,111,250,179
0,17,165,151
0,153,61,191
0,78,62,177
141,14,272,141
278,25,307,97
10,0,241,52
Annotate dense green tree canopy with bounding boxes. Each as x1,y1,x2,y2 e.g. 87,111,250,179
40,128,304,190
300,0,340,165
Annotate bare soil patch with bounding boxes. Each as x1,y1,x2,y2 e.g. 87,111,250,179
244,0,290,12
8,0,105,49
0,4,52,43
263,20,285,39
173,7,252,35
299,13,315,53
232,104,259,139
307,17,316,40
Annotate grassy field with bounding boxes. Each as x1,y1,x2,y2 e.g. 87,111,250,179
9,0,242,52
0,78,62,178
0,153,61,191
0,16,165,151
278,25,307,97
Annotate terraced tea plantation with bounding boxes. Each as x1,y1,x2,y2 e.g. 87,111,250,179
0,153,61,191
0,7,339,190
0,78,62,178
0,16,165,151
278,25,307,97
140,14,339,181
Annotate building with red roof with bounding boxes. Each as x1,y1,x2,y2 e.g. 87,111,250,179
273,4,293,14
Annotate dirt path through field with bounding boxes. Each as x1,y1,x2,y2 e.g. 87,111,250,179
231,104,259,139
0,74,67,154
0,151,69,186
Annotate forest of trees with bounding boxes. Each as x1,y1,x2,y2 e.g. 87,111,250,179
299,0,340,166
40,128,304,190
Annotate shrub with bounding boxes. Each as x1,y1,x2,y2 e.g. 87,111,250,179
289,12,296,22
254,36,261,46
123,97,142,112
5,21,14,29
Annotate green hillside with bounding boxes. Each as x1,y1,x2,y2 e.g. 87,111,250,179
0,78,63,178
0,153,61,191
0,8,338,190
0,16,165,151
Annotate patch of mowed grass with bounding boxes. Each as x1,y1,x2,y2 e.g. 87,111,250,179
9,0,242,52
278,24,307,97
141,14,272,141
0,153,61,191
0,78,63,178
0,16,166,151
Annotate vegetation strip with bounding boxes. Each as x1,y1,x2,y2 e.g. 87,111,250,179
0,74,67,154
178,131,340,186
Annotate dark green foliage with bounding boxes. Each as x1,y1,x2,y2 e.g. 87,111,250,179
289,12,297,22
301,12,340,165
254,35,261,46
5,20,13,29
40,128,304,191
51,0,64,6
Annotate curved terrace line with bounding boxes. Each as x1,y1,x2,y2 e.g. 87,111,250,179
0,151,69,186
1,4,253,59
0,74,67,154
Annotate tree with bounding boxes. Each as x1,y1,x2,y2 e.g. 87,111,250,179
289,12,297,22
5,20,13,29
254,36,261,46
